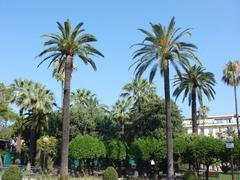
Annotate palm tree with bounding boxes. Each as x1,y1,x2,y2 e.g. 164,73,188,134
130,17,199,179
120,79,156,112
222,60,240,138
11,80,55,164
112,99,130,137
38,19,103,177
173,65,216,134
71,89,96,108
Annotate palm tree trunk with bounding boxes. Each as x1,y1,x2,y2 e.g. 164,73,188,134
163,62,174,180
16,109,23,161
192,88,198,134
234,85,240,138
60,55,73,178
29,117,36,166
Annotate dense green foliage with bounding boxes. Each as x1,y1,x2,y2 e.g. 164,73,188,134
2,165,22,180
103,166,118,180
183,171,197,180
106,140,126,160
69,135,106,159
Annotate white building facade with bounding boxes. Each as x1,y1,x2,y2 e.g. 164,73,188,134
183,114,239,138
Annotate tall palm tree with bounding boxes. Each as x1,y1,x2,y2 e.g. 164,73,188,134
130,17,199,179
38,19,103,177
222,60,240,138
120,79,156,112
173,65,216,134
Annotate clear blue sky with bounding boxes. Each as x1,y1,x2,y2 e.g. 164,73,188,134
0,0,239,117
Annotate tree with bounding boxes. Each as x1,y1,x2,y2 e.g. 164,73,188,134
106,140,126,161
11,79,55,165
173,65,216,134
38,19,104,177
131,17,199,179
71,89,96,108
222,60,240,138
120,79,156,112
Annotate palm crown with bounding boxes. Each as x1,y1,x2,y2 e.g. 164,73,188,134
222,60,240,86
173,65,216,106
131,17,200,80
38,19,104,70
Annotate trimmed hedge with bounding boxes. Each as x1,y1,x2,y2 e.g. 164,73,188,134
103,166,118,180
2,165,22,180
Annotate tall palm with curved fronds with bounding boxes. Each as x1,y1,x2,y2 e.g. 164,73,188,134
173,65,216,134
130,17,199,179
120,79,156,112
71,89,96,108
38,19,103,177
222,60,240,138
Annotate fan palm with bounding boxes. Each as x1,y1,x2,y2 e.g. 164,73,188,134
38,19,103,177
222,60,240,138
173,65,216,134
130,17,199,179
71,89,96,108
11,80,55,164
112,99,130,136
120,79,156,112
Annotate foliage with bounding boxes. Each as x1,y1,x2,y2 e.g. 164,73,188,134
103,166,118,180
37,135,57,155
106,140,126,160
129,137,166,161
0,126,14,139
69,135,106,159
183,171,197,180
222,61,240,86
2,165,22,180
128,95,184,140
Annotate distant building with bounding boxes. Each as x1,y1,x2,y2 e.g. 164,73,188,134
183,114,239,138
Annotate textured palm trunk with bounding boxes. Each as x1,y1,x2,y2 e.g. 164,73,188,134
234,85,240,138
16,109,23,161
29,115,36,166
163,62,174,180
192,88,198,134
60,55,72,178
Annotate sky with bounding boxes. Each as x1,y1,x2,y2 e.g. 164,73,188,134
0,0,240,118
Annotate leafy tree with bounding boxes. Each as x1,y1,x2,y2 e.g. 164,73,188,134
222,60,240,137
128,95,184,141
69,135,106,159
71,89,96,108
120,79,156,112
173,65,216,134
38,19,104,177
131,17,199,179
184,135,224,180
106,140,126,161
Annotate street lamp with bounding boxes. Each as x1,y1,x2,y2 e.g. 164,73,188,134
226,136,234,180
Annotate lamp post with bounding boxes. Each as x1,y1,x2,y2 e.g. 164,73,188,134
226,137,234,180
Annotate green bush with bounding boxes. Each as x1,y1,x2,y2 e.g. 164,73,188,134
103,166,118,180
183,171,197,180
2,165,22,180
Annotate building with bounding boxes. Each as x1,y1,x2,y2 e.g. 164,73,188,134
183,114,239,138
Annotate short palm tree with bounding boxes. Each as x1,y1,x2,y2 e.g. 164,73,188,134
11,80,55,164
173,65,216,134
222,60,240,138
120,79,156,112
130,17,199,179
112,99,130,136
71,89,96,108
38,19,103,177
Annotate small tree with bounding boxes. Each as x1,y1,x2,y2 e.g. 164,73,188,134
37,135,57,171
69,135,106,174
106,140,126,161
103,166,118,180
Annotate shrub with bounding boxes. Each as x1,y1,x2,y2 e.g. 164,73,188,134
103,166,118,180
2,165,22,180
183,171,197,180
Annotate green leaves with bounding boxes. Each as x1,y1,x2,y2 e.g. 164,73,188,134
69,135,106,159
